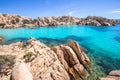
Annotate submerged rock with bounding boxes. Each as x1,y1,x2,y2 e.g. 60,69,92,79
109,70,120,76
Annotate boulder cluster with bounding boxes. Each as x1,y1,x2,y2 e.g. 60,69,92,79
0,38,91,80
0,13,119,28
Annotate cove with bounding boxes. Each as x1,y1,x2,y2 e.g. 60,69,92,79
0,25,120,74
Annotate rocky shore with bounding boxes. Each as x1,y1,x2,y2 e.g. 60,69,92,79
0,38,106,80
0,38,119,80
0,13,119,28
0,38,91,80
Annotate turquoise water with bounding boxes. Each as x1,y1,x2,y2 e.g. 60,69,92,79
0,25,120,73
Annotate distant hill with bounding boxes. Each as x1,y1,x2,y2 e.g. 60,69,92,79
0,13,119,28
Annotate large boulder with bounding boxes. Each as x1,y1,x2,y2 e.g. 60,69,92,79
11,62,33,80
52,41,91,80
109,70,120,76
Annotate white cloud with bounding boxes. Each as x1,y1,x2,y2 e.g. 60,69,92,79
68,11,74,16
106,10,120,14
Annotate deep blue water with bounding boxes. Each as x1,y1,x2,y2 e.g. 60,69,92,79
0,25,120,73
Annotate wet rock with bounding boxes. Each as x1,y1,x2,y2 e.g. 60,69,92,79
109,70,120,76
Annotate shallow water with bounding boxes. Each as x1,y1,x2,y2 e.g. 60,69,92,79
0,25,120,73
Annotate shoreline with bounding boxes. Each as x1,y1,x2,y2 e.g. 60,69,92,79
0,14,120,79
0,24,114,29
0,38,119,80
0,13,119,29
0,38,98,80
0,30,120,79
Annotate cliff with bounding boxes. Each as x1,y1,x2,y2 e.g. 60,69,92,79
0,13,119,28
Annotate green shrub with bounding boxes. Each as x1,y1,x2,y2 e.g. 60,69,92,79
0,23,5,27
0,55,15,76
23,52,33,62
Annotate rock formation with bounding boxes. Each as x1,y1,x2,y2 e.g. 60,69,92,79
0,13,119,28
0,38,91,80
52,41,91,80
101,70,120,80
0,36,4,44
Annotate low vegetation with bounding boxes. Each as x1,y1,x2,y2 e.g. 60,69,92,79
23,52,34,62
0,55,15,76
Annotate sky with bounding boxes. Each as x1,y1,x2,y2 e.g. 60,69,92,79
0,0,120,19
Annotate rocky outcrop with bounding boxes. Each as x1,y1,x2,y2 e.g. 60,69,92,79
0,13,119,28
0,14,34,28
0,38,91,80
52,41,91,80
101,70,120,80
84,16,118,26
27,38,70,80
0,36,4,44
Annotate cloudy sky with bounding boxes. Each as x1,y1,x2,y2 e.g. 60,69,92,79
0,0,120,19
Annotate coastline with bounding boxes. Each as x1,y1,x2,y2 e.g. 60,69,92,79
0,38,97,80
0,14,120,80
0,38,119,80
0,13,119,29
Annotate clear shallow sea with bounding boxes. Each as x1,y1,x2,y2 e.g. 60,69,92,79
0,25,120,74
